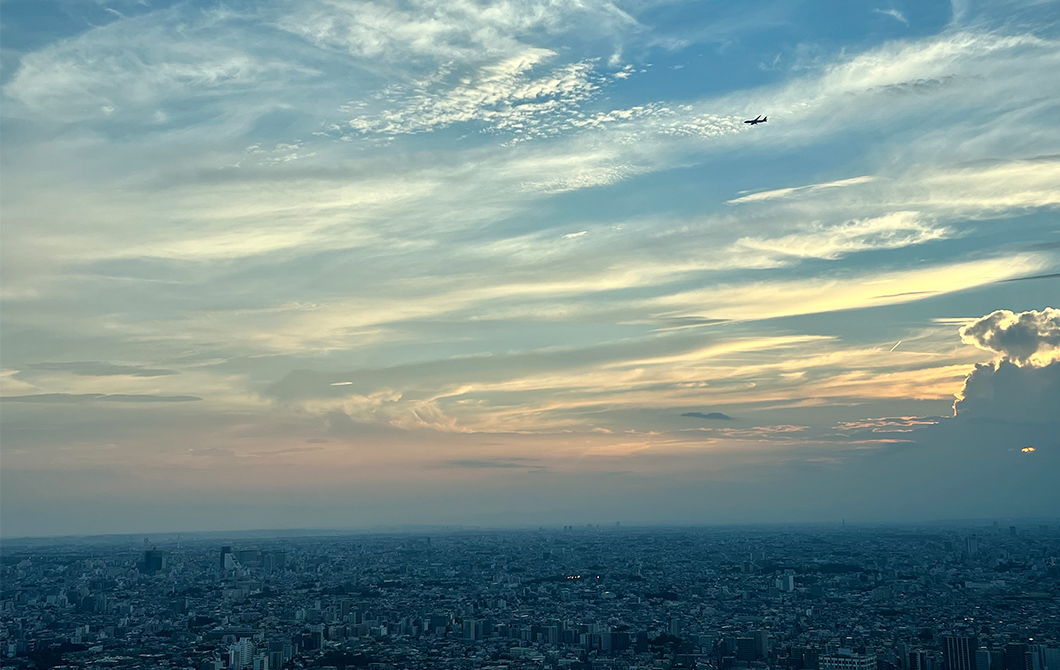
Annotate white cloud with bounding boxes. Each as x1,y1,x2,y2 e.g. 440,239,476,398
651,254,1050,323
346,49,611,138
813,32,1049,97
3,6,312,126
733,212,951,260
728,176,877,204
874,8,909,26
4,0,1060,465
959,308,1060,365
276,0,639,64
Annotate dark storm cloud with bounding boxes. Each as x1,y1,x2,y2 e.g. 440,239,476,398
953,360,1060,423
23,361,178,377
2,393,201,403
682,411,735,421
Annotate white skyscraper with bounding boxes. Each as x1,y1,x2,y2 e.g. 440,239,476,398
228,638,255,670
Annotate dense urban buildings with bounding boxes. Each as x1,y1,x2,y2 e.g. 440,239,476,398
2,523,1058,670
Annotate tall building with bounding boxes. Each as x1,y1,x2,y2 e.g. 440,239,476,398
267,640,285,670
755,631,771,659
944,635,979,670
976,648,992,670
462,619,473,640
220,546,233,571
228,638,255,670
965,535,979,556
736,638,758,662
1041,648,1060,670
821,651,877,670
138,549,166,576
1005,644,1031,670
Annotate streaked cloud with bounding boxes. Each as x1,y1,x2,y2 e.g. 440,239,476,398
2,393,202,403
3,0,1060,534
733,212,950,260
681,412,735,421
728,176,877,204
874,8,909,26
20,362,178,377
444,458,548,470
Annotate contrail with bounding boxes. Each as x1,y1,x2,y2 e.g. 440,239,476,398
889,340,902,352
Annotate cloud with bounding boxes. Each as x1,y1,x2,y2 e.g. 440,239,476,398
2,5,313,127
444,458,547,471
949,308,1060,421
733,212,951,260
959,307,1060,364
1,393,202,403
681,411,734,421
275,0,644,141
4,0,1060,536
727,176,877,204
23,362,178,377
874,8,909,26
953,360,1060,422
345,50,619,140
1003,271,1060,281
277,0,637,65
652,254,1049,323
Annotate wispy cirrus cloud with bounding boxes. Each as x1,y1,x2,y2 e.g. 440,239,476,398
4,0,1060,535
2,393,201,403
20,362,177,377
276,0,639,64
343,52,632,140
733,212,951,260
3,5,316,127
874,8,909,26
728,176,877,204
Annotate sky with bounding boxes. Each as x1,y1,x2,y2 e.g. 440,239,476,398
1,0,1059,538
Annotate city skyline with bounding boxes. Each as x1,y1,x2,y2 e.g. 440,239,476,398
2,523,1058,669
2,0,1060,537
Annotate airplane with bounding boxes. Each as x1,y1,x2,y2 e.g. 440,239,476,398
744,115,767,125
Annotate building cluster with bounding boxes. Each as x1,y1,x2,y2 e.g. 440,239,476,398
1,523,1058,670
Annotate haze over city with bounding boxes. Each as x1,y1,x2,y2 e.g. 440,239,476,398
2,0,1060,538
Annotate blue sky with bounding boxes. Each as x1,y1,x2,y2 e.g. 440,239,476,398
1,0,1058,536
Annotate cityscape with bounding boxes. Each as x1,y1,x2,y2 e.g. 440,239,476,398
3,523,1059,670
3,0,1060,669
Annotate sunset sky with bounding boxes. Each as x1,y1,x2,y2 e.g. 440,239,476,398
2,0,1058,537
